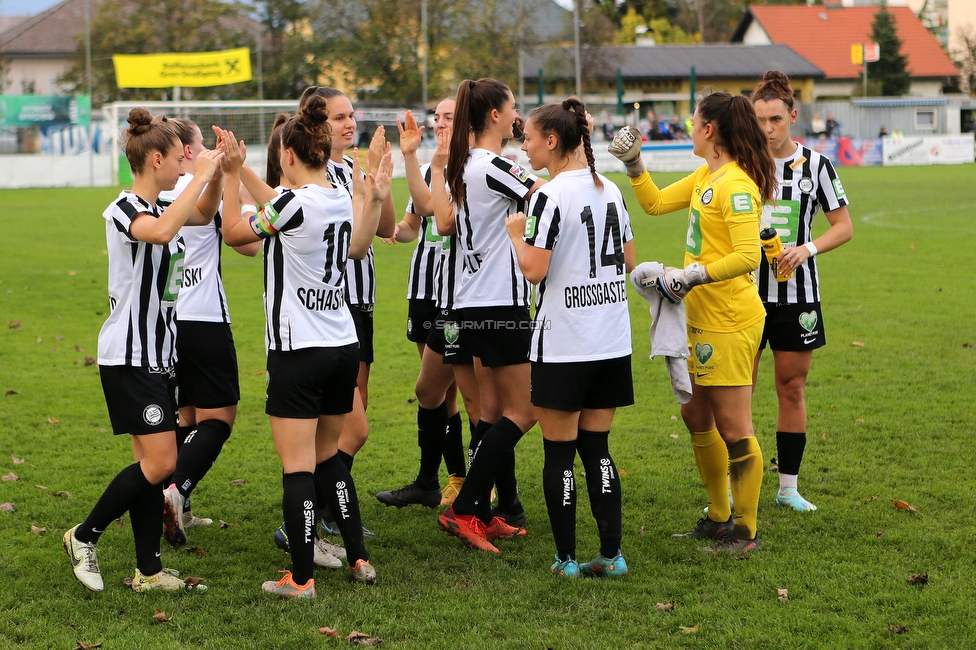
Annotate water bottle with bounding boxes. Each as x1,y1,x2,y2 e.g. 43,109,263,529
760,227,794,282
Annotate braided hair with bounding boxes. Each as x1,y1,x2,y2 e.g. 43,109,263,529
528,97,602,189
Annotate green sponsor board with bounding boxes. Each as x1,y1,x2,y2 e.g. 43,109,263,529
0,95,91,127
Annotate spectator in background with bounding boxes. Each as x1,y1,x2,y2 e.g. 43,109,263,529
603,115,616,142
825,113,840,138
892,127,904,138
878,125,888,138
810,113,826,138
669,115,686,140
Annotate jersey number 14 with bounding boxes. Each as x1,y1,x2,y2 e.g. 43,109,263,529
581,204,624,279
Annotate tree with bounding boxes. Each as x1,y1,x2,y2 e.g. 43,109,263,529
59,0,252,105
868,1,912,96
954,24,976,96
256,0,323,99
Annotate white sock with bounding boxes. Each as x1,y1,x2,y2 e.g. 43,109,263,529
779,474,798,491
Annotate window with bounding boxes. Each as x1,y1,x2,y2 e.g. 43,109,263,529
915,110,936,130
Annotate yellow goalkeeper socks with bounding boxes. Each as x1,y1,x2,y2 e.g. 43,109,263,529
728,436,763,540
691,428,731,523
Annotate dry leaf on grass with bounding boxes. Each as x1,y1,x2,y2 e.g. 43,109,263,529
36,337,42,343
36,485,47,490
183,576,206,590
8,321,21,329
777,588,788,601
31,524,46,534
319,627,339,637
123,577,133,587
852,341,865,347
84,357,96,366
860,496,879,503
253,370,265,376
6,389,19,395
186,547,206,556
345,630,381,646
2,472,19,481
47,418,59,425
73,641,102,650
116,517,124,526
670,415,678,421
230,479,245,486
219,520,231,528
56,335,64,340
855,418,864,424
637,526,645,536
876,530,885,538
75,346,84,352
55,490,72,499
655,602,675,611
0,502,14,512
152,609,172,623
11,456,24,464
907,573,928,587
669,434,679,439
888,625,908,634
679,624,699,634
891,499,918,513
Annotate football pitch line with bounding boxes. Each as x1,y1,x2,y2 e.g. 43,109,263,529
858,202,976,230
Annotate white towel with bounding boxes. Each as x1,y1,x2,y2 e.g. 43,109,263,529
631,262,693,404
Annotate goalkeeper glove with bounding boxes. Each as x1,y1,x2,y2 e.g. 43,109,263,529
655,262,710,304
607,126,647,178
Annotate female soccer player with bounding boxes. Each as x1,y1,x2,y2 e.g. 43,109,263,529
751,71,853,512
374,100,486,508
611,91,776,553
63,108,224,592
432,78,545,552
216,92,393,596
300,88,395,537
158,118,259,546
506,99,635,576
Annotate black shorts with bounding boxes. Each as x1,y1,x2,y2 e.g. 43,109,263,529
175,320,241,409
426,309,474,365
265,345,360,418
760,302,827,352
348,303,374,364
531,356,634,411
457,306,531,367
407,299,440,344
100,365,178,435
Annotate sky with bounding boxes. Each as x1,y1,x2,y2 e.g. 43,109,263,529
0,0,578,17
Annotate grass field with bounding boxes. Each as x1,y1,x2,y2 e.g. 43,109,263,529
1,164,975,649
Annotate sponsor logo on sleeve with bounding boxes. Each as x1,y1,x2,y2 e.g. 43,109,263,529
730,193,753,213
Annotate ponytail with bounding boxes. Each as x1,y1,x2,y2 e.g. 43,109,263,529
266,112,289,186
752,70,796,110
528,97,601,189
697,92,776,204
446,78,512,207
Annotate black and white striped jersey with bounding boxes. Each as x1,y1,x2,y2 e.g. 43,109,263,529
759,144,849,304
405,164,443,301
327,156,375,306
98,191,185,368
159,174,231,323
253,185,358,351
524,169,633,362
452,149,538,308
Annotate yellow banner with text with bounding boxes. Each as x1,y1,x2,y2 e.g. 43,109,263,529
113,48,251,88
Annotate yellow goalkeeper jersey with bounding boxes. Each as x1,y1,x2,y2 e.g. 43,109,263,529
630,161,765,333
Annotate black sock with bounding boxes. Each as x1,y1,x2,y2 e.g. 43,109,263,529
128,483,163,576
442,411,466,478
495,439,523,515
282,472,316,586
76,462,153,544
175,425,194,451
776,431,806,476
577,429,622,558
171,419,231,498
337,450,354,471
415,402,448,488
315,455,368,564
453,417,524,522
468,419,493,469
543,438,577,562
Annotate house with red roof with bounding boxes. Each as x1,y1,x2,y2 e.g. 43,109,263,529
731,4,959,99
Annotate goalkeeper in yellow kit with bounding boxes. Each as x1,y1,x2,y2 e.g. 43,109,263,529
610,92,776,553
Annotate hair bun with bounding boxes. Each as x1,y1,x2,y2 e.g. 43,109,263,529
763,70,790,83
126,107,153,134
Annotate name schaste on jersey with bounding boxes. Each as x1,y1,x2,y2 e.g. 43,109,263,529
98,191,185,368
524,170,634,362
257,185,358,351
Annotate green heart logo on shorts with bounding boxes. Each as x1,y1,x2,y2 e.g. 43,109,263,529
695,342,713,365
444,321,460,345
798,311,818,332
